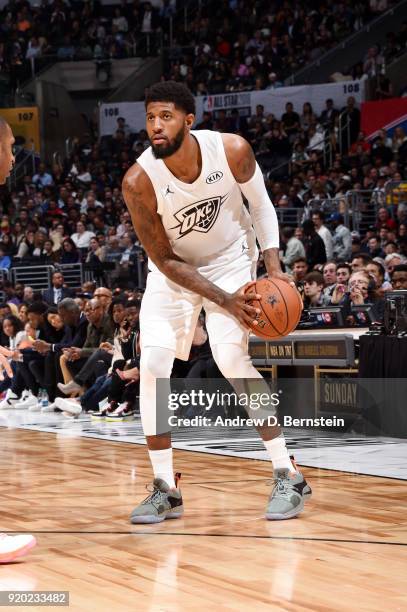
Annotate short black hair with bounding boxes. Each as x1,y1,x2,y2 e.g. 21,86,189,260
145,81,195,115
27,302,48,315
392,264,407,275
304,271,324,286
312,210,325,221
3,315,23,335
352,253,372,265
336,262,351,273
281,226,295,240
292,257,307,266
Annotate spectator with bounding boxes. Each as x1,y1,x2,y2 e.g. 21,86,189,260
42,272,74,306
280,227,306,273
391,264,407,289
303,272,327,308
71,221,96,250
291,257,309,285
351,253,372,272
336,262,351,285
312,210,334,260
32,163,54,188
61,238,80,264
329,213,352,262
58,298,114,395
366,260,392,294
0,244,11,270
302,219,327,268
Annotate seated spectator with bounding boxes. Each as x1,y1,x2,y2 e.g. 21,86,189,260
30,298,89,407
302,272,327,308
16,230,35,259
4,302,58,410
376,207,397,231
336,262,351,285
58,298,114,396
385,253,405,276
0,244,11,270
322,261,337,300
367,236,385,259
32,163,53,188
333,270,385,322
61,238,80,264
0,315,23,395
93,287,112,313
366,260,393,295
391,264,407,290
71,221,96,250
42,272,75,306
58,298,140,417
351,253,372,272
86,237,107,283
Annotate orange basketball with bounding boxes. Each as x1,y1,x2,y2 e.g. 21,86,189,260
245,278,302,339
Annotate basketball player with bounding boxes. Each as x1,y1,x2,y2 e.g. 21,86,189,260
0,117,37,562
122,82,311,523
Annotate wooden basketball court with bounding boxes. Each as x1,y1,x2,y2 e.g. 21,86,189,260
1,428,406,611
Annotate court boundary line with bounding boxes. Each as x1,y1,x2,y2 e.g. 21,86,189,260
2,531,407,546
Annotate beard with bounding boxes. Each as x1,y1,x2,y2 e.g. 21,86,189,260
150,125,185,159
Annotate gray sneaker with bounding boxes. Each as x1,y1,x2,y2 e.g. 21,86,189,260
266,468,312,520
130,474,183,524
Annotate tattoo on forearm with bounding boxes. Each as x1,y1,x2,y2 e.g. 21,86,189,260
122,174,227,306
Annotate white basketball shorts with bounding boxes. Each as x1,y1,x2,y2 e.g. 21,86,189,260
140,252,257,360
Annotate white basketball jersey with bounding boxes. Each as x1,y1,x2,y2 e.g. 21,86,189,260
136,130,257,273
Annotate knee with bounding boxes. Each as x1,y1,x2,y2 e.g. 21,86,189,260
140,347,174,380
212,344,254,379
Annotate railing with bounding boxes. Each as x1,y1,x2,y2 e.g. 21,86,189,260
9,263,84,292
57,263,84,288
7,145,37,191
275,208,305,228
338,113,352,156
307,197,351,228
10,265,55,291
347,190,383,234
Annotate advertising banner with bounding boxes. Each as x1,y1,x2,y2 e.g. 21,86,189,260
99,80,364,137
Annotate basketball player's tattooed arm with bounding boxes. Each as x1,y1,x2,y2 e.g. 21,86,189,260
222,134,294,285
122,165,262,328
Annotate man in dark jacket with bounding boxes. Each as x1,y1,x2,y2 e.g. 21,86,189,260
302,219,327,269
30,298,89,407
42,272,75,305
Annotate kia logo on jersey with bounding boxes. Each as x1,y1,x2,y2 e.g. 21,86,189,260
170,195,228,238
206,171,223,184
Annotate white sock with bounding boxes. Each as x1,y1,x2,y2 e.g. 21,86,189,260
263,436,296,473
148,448,176,489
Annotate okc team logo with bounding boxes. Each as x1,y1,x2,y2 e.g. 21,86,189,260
170,195,227,239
